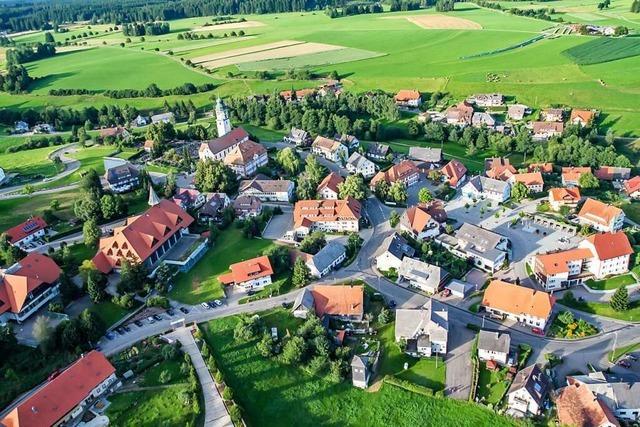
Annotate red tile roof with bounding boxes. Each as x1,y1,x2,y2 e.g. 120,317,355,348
317,172,344,195
482,280,554,320
402,205,433,234
224,140,266,166
92,199,194,273
199,127,249,157
528,163,553,174
5,217,48,245
1,351,115,427
594,166,631,181
549,187,581,204
0,253,61,315
293,198,361,228
534,248,592,275
562,167,591,183
486,158,516,181
441,159,467,186
556,379,619,427
570,109,595,125
312,285,364,318
584,231,633,260
577,198,622,228
394,90,421,102
512,172,543,187
219,255,273,285
624,176,640,195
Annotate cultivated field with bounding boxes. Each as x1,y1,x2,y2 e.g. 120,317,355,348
237,47,384,70
564,37,640,64
401,14,482,29
191,20,265,32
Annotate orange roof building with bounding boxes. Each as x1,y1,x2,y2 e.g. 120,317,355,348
481,280,554,328
280,88,315,102
317,172,344,200
92,199,194,274
624,176,640,198
223,140,268,178
594,166,631,182
312,285,364,321
485,158,517,181
292,198,361,236
399,204,442,240
394,90,422,107
556,379,619,427
370,160,420,190
440,159,468,187
510,172,544,192
549,187,581,211
570,109,596,127
5,216,48,249
0,253,61,324
528,163,553,174
219,255,274,291
1,351,117,427
562,167,591,187
577,198,625,233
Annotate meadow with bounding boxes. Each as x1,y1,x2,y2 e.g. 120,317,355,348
564,36,640,64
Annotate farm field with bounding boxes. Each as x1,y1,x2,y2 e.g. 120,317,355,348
4,2,640,135
0,189,78,230
564,37,640,64
0,145,62,178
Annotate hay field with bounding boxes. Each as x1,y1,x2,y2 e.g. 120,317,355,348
405,15,483,30
238,47,384,71
192,20,265,32
191,40,302,63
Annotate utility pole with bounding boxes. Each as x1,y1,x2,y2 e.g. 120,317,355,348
611,331,618,363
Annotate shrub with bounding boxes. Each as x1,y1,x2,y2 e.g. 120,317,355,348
222,386,234,401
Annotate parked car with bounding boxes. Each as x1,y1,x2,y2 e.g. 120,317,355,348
166,309,175,316
153,314,163,321
147,316,156,324
388,300,396,309
179,307,189,314
105,332,116,340
247,290,256,296
531,327,544,336
627,354,638,362
618,359,632,368
123,325,131,332
201,302,210,309
116,327,125,335
213,300,223,307
134,320,143,327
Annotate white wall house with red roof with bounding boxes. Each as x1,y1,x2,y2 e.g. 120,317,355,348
5,216,48,250
219,256,273,292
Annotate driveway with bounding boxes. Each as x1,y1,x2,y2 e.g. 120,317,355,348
262,210,293,240
445,322,474,400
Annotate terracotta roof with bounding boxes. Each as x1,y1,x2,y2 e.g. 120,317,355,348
534,248,592,275
570,109,595,124
482,280,554,319
6,216,48,245
532,121,564,134
224,140,266,166
549,187,581,203
199,127,249,156
577,198,623,227
293,198,361,228
528,163,553,173
441,159,467,186
624,176,640,195
312,136,343,153
562,167,591,183
556,379,620,427
219,255,273,285
99,126,128,138
92,199,194,273
279,88,314,100
445,102,474,124
402,205,433,234
512,172,543,187
370,160,419,187
394,90,421,102
311,285,364,318
317,172,344,195
0,351,115,427
0,253,61,315
594,166,631,181
584,231,633,260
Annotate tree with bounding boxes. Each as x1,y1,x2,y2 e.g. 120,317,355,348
118,260,148,293
233,314,262,342
557,310,574,325
87,273,107,303
304,155,326,185
159,369,172,384
378,308,391,325
100,194,121,220
74,190,101,221
346,232,363,257
281,336,306,364
80,169,103,194
83,217,101,247
428,170,442,182
264,245,290,274
338,174,366,200
418,187,433,203
299,231,326,254
33,315,52,344
194,159,238,193
579,172,599,189
257,333,276,357
511,181,530,202
605,129,615,146
162,343,179,360
292,257,311,288
389,210,400,228
275,147,301,176
44,32,55,43
611,285,629,312
387,181,407,204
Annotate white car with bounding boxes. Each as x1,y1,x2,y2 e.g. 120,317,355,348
201,302,210,309
214,300,223,307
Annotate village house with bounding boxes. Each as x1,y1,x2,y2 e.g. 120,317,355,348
239,178,294,202
346,152,376,178
99,126,130,140
336,133,360,150
395,300,449,357
291,198,361,238
394,90,422,108
133,114,148,127
548,187,581,211
219,255,273,292
366,143,391,161
198,127,251,162
351,354,378,389
445,102,474,126
375,233,415,272
233,195,263,219
436,223,510,273
317,172,344,200
398,257,448,294
292,285,364,321
510,172,544,193
485,157,517,181
570,109,596,127
13,120,29,134
302,241,347,278
507,364,551,417
279,88,315,102
0,253,61,325
150,112,175,124
532,121,564,140
33,123,54,134
577,198,625,232
528,163,553,174
594,166,631,182
440,159,468,188
468,93,504,107
542,108,564,122
143,139,155,152
311,136,348,163
408,147,443,173
481,280,555,329
472,112,497,129
283,127,312,146
399,203,445,239
462,175,511,203
555,378,620,427
562,167,592,187
197,193,231,223
624,176,640,199
92,200,204,275
565,372,640,423
5,216,48,250
223,140,268,178
418,110,447,124
104,158,140,194
478,330,511,365
369,160,420,190
507,104,530,121
0,351,119,427
172,188,206,210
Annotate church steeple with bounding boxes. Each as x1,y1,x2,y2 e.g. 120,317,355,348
215,97,231,137
148,185,160,206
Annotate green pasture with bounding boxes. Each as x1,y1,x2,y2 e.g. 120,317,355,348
564,37,640,64
0,145,62,177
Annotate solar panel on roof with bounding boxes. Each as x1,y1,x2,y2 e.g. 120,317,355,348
22,222,38,232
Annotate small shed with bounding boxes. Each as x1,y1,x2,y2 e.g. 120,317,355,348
445,280,473,298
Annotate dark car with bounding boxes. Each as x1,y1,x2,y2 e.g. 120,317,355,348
166,309,175,316
618,359,632,368
388,300,396,309
179,307,189,314
153,314,163,321
116,327,125,335
247,290,256,296
134,320,144,327
123,325,131,332
105,332,116,340
207,301,218,308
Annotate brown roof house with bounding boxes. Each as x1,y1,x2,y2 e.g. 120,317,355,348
445,102,474,126
440,159,468,188
506,364,551,417
219,255,274,293
556,379,619,427
481,280,554,329
394,90,422,108
577,198,625,232
369,160,420,190
292,285,364,321
317,172,344,200
399,203,445,240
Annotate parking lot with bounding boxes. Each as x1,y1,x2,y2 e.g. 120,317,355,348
262,209,293,240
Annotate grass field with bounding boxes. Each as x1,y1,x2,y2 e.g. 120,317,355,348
564,37,640,65
0,145,63,178
0,189,78,230
168,227,275,304
559,293,640,322
201,309,517,427
90,301,137,328
585,273,636,290
237,47,384,71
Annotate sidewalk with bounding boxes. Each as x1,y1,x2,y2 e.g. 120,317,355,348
165,327,232,427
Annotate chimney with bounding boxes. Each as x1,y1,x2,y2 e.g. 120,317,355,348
31,407,38,414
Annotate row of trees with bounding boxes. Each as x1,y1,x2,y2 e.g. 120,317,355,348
475,1,559,21
122,21,170,36
103,82,216,99
6,43,56,65
325,3,383,18
0,64,32,94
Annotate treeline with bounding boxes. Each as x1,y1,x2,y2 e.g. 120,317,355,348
0,65,32,93
475,0,560,21
389,0,424,11
5,135,70,154
6,43,56,64
227,91,399,140
435,0,455,12
122,21,170,36
325,3,383,18
1,0,344,32
103,83,216,98
0,104,143,130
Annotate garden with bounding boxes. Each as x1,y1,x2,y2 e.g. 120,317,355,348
547,310,598,339
476,362,511,407
585,273,636,291
559,289,640,322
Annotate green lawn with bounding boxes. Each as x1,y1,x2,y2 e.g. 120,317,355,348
608,341,640,363
0,145,63,178
36,145,119,190
90,301,136,328
563,37,640,65
241,123,287,142
141,359,185,387
476,362,510,406
200,309,517,427
66,242,95,265
0,189,78,230
169,227,276,304
586,273,636,291
106,384,200,427
558,294,640,322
